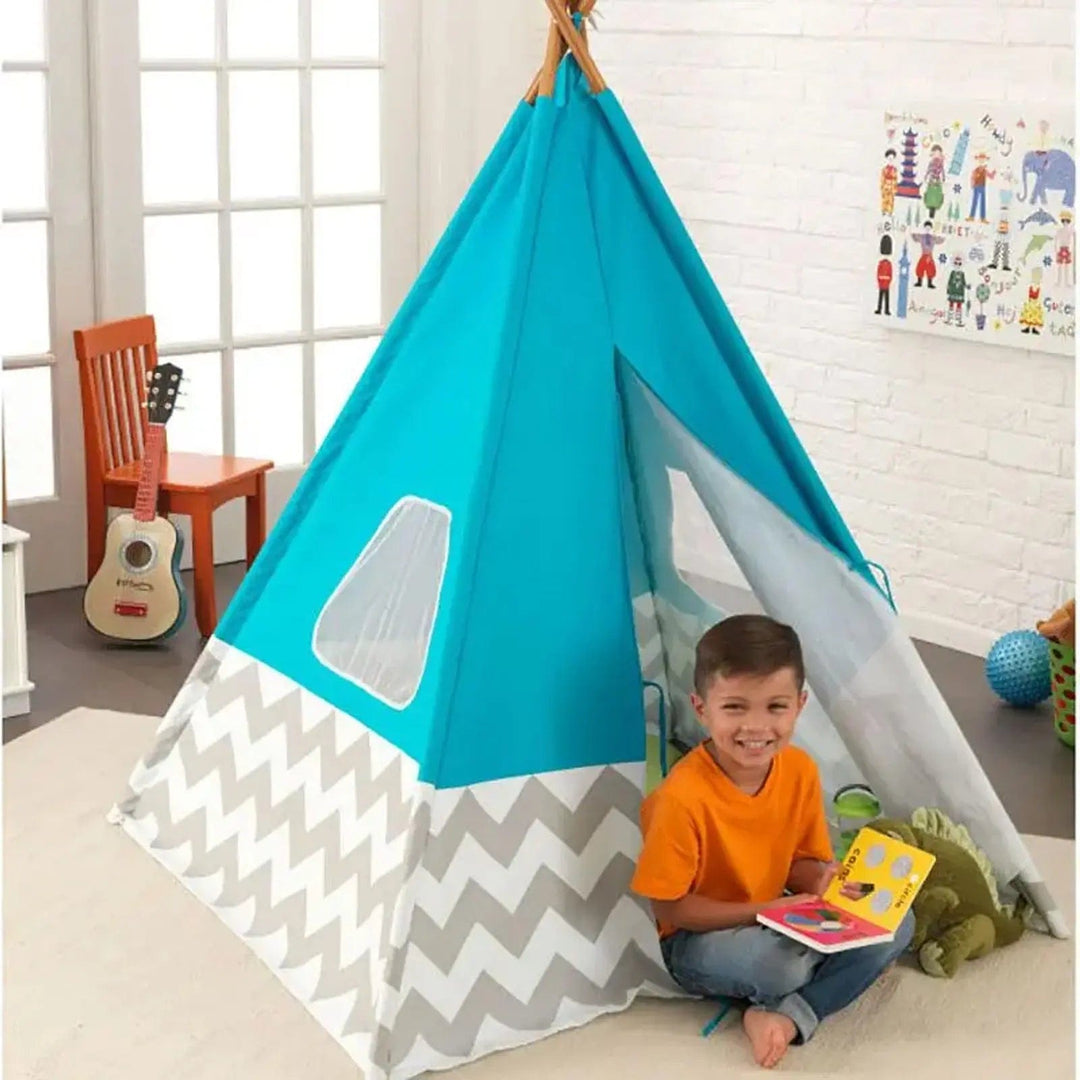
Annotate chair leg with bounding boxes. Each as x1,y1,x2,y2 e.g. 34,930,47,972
246,471,267,569
191,504,218,639
87,493,107,580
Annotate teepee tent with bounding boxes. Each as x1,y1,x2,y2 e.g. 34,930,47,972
110,6,1066,1077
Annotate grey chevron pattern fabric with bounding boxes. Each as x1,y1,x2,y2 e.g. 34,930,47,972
111,641,680,1080
380,765,679,1075
111,640,420,1069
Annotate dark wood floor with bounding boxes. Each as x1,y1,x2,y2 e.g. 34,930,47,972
6,563,1075,839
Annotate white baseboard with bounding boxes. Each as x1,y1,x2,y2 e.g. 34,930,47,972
3,687,33,719
897,610,997,659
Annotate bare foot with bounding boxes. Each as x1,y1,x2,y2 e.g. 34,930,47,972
742,1008,797,1069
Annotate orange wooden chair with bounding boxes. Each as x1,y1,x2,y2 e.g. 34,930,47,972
75,315,274,639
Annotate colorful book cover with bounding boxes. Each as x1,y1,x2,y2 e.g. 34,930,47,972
824,826,936,933
757,899,895,954
757,827,936,953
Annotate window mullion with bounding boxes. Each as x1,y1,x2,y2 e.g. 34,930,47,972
300,0,315,464
216,0,235,458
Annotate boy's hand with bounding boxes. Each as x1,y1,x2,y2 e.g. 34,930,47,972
797,860,841,897
787,858,867,900
807,862,868,900
814,862,871,901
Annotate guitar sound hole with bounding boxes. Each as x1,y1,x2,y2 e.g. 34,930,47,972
124,540,154,570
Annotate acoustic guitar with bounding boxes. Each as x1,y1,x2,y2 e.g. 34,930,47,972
84,362,187,642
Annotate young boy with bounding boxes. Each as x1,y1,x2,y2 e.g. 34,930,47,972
632,615,914,1069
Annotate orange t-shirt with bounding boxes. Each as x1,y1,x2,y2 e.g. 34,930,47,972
631,743,833,938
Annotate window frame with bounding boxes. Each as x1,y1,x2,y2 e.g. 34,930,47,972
2,0,98,591
88,0,419,558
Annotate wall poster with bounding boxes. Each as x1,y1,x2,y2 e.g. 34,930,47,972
874,107,1075,356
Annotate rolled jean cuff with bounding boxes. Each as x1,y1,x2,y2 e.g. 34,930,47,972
775,991,819,1044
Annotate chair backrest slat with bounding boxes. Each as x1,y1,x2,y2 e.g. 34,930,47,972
103,351,126,464
126,347,148,460
74,316,160,480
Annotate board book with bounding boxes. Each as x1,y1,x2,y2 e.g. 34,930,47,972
757,826,936,953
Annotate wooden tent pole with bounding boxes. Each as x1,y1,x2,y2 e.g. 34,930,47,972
543,0,605,93
533,16,565,101
524,0,603,103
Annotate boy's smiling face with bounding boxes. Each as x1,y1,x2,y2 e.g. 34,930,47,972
691,667,807,776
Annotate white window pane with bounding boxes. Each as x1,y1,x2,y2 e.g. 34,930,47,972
140,0,216,60
313,497,450,709
314,206,380,329
312,0,379,59
312,70,380,196
164,352,223,455
2,0,45,63
141,73,218,204
231,210,301,337
227,0,298,59
234,345,302,463
2,73,48,212
144,215,221,345
314,337,379,446
1,222,50,357
229,72,300,200
2,366,55,500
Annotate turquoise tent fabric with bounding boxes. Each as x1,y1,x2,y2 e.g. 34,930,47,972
215,58,884,789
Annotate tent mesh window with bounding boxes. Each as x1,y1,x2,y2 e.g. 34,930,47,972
312,496,451,708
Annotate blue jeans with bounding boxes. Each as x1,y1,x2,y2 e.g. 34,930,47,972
970,185,986,220
661,911,915,1043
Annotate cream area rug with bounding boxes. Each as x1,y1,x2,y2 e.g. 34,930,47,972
5,708,1076,1079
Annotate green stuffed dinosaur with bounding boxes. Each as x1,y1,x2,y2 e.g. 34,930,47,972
872,808,1029,978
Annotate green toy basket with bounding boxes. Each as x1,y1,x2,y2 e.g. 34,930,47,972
1049,642,1075,749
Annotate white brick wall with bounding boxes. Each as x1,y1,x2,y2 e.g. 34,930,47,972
593,0,1076,653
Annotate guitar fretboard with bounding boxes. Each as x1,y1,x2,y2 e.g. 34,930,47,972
133,425,166,523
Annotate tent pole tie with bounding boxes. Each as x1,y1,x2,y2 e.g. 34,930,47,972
851,558,897,613
643,680,668,777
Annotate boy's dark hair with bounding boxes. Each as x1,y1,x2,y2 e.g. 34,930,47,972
885,148,896,158
694,615,805,695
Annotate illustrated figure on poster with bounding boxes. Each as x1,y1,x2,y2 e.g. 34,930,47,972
945,253,968,327
1054,209,1075,287
880,149,899,216
989,190,1013,271
975,281,990,330
896,242,911,319
1019,267,1045,335
911,220,945,287
922,143,946,219
1018,148,1076,209
948,126,970,175
1019,207,1057,229
967,151,996,223
896,129,921,198
875,235,893,315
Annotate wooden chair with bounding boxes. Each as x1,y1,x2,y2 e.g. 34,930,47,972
75,315,274,639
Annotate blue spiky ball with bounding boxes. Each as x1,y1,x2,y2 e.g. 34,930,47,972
985,630,1052,707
